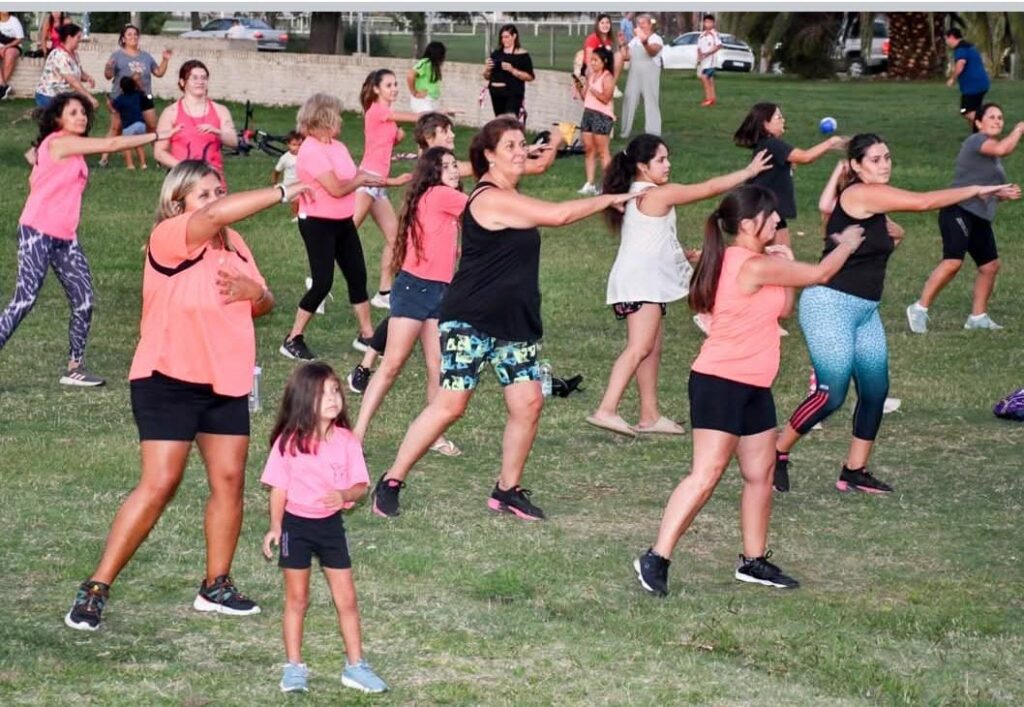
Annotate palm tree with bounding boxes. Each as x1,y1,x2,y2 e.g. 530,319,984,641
886,12,947,79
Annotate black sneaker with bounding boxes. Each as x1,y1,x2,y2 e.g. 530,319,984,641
279,334,315,361
0,85,9,100
193,574,261,615
836,466,893,494
372,474,405,517
352,334,372,353
735,551,800,589
64,580,110,631
487,483,545,520
633,548,670,597
348,365,372,394
773,451,790,493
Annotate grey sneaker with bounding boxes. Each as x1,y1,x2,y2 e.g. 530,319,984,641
906,303,929,333
964,313,1003,330
280,662,309,693
342,659,388,693
60,366,106,387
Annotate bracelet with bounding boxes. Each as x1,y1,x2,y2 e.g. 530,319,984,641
151,132,159,144
276,183,288,203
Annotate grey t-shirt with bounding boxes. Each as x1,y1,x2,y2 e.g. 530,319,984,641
107,49,158,97
951,132,1006,221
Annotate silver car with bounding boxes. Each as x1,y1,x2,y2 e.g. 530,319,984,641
180,17,289,52
660,32,755,72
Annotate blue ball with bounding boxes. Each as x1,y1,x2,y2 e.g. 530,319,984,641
819,116,838,134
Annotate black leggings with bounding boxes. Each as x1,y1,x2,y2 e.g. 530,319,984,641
489,86,525,121
298,216,368,312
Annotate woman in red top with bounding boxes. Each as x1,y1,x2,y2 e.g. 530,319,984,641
64,161,310,633
580,14,622,80
154,60,238,179
633,185,864,598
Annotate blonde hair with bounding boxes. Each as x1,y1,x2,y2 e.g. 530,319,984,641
296,93,342,137
155,160,223,223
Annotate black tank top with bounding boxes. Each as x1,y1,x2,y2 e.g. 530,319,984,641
440,182,543,341
821,191,894,302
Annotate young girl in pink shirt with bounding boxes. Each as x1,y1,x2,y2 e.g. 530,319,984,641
261,362,387,695
353,147,467,455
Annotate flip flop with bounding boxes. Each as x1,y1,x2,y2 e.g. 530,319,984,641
429,437,462,457
632,416,686,436
585,414,637,437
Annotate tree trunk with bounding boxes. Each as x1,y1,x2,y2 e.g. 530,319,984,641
190,12,201,31
887,12,947,79
309,12,341,55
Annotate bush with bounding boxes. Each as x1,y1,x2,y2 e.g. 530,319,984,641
343,25,391,56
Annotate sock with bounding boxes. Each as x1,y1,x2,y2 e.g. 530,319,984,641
969,312,985,320
378,289,390,296
914,301,928,312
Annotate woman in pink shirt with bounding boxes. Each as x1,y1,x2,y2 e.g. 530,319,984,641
633,185,865,598
0,92,177,386
65,161,310,632
353,147,467,453
573,47,616,195
355,69,436,309
154,60,238,178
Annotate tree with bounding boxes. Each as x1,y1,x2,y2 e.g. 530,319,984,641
720,12,840,77
308,12,344,55
887,12,946,79
190,12,201,31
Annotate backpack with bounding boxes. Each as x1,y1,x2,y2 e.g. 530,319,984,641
993,388,1024,421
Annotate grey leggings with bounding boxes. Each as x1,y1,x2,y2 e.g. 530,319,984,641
0,224,94,362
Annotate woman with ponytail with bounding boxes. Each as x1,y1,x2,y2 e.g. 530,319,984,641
633,185,866,597
773,134,1013,495
585,134,771,437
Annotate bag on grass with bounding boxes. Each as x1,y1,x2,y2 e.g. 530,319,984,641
993,388,1024,421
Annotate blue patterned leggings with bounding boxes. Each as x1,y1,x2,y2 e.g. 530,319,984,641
787,286,889,441
0,225,94,362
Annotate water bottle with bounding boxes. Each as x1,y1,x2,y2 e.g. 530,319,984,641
249,366,262,414
539,360,553,398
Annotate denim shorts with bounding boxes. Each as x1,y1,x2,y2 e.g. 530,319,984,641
122,121,146,136
389,270,447,321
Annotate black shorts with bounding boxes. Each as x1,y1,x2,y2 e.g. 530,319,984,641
688,370,777,436
938,204,997,266
279,511,351,570
960,92,986,115
130,371,249,441
580,108,614,136
141,93,155,112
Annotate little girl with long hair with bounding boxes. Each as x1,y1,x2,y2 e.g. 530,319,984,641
261,362,387,694
353,146,467,457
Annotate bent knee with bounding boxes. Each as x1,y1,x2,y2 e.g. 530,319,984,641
979,259,1000,275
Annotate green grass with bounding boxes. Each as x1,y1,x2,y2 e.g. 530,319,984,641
1,74,1023,705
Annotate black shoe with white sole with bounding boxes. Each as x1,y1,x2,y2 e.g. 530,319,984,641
734,551,799,589
193,574,261,615
634,548,670,596
64,580,110,630
279,334,315,361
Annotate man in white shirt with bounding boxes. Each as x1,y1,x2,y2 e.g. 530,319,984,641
696,14,723,107
620,13,663,137
0,11,24,100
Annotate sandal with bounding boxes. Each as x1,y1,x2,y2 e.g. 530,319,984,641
632,416,686,436
429,437,462,457
585,413,637,437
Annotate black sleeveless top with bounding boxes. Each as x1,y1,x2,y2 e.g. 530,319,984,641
440,182,543,342
821,192,894,302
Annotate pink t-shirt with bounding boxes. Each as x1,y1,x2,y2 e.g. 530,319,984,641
296,137,357,220
691,246,786,388
260,428,370,519
19,132,88,240
400,185,469,283
359,101,398,178
583,70,615,118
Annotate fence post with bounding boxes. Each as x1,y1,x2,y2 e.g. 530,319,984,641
550,25,555,67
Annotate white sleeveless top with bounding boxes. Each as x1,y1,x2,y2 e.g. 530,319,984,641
606,181,693,304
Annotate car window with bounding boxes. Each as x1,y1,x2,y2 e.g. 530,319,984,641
673,34,697,46
244,19,271,30
873,20,888,38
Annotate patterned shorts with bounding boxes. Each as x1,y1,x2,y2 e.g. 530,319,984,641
439,320,540,391
580,108,615,136
612,301,668,320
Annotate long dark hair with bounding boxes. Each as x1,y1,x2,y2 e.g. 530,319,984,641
34,92,94,147
840,133,886,191
360,68,394,111
602,133,667,230
592,14,614,46
119,75,139,95
690,185,778,314
734,102,779,148
592,46,614,74
496,24,521,51
469,115,523,178
269,362,351,456
393,147,459,274
420,41,446,83
972,102,1002,134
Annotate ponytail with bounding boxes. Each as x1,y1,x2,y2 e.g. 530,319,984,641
602,133,667,231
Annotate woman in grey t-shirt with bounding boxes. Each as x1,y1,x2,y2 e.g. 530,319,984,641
908,103,1022,333
98,24,171,167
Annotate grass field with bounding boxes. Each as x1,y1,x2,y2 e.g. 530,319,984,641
1,73,1022,705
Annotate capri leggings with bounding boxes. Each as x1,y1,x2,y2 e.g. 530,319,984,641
0,224,94,362
787,286,889,440
297,215,368,312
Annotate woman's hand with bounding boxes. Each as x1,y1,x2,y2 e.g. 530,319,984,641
500,61,514,72
321,490,355,511
217,266,264,304
262,529,280,560
746,149,773,178
155,124,182,141
979,183,1013,199
829,224,865,250
162,48,173,61
828,135,850,150
604,190,640,213
994,184,1021,201
765,244,795,260
283,182,314,203
356,170,386,188
196,123,222,135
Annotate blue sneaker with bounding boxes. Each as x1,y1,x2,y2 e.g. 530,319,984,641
280,662,309,693
342,659,388,693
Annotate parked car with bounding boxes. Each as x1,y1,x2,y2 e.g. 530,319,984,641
660,32,755,72
180,17,289,52
833,14,889,76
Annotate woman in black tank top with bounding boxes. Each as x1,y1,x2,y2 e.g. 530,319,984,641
370,116,636,521
774,134,1011,496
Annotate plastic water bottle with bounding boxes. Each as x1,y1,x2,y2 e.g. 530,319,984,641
249,366,262,414
539,360,553,397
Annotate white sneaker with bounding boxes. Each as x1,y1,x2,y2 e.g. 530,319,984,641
371,291,391,309
577,182,597,196
692,313,711,336
906,303,929,333
964,313,1003,330
883,397,901,414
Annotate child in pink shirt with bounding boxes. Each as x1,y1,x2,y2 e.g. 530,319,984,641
261,362,387,694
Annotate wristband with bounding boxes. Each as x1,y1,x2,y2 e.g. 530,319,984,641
276,183,288,203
